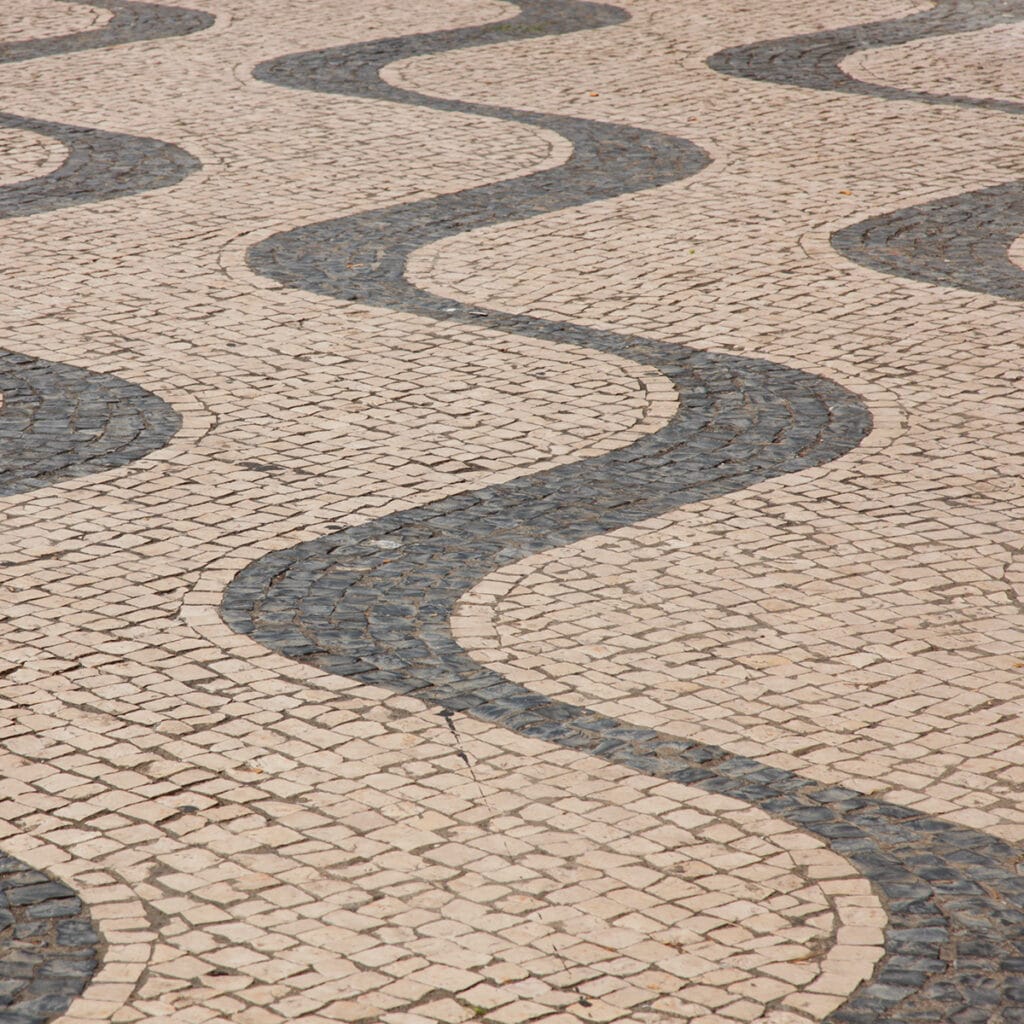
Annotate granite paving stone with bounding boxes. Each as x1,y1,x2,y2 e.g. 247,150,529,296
0,0,1020,1022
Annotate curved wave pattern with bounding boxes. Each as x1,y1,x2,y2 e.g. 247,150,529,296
707,0,1024,113
832,181,1024,299
221,1,1024,1021
0,113,198,218
0,3,211,1021
0,0,213,63
709,0,1024,298
0,348,181,498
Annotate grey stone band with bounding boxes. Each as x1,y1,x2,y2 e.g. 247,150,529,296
707,0,1024,115
0,112,200,220
220,2,1024,1021
0,0,212,63
0,857,101,1024
0,112,194,495
832,182,1024,301
0,350,181,498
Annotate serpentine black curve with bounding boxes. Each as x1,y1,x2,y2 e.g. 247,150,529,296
709,0,1024,299
0,4,210,1022
0,856,101,1024
0,0,213,63
220,3,1024,1022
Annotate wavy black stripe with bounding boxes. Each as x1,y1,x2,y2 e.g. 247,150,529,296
0,0,212,63
707,0,1024,115
221,2,1024,1021
0,113,198,217
0,854,101,1024
0,114,194,494
709,0,1024,299
832,182,1024,300
0,148,184,492
0,4,212,1022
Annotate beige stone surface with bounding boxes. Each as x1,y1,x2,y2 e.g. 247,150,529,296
844,22,1024,104
1,0,1020,1020
0,0,110,42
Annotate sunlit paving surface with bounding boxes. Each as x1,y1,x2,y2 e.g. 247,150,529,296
0,0,1022,1022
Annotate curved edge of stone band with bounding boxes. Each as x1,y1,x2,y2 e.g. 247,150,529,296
220,2,1024,1022
831,181,1024,300
0,4,211,1021
0,852,102,1024
0,0,214,63
0,113,197,495
707,0,1024,299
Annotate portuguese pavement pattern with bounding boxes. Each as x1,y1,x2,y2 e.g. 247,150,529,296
0,0,1022,1023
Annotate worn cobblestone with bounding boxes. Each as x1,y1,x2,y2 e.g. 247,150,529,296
0,0,1021,1022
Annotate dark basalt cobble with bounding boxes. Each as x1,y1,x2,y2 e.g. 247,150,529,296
0,0,209,492
708,0,1024,300
0,351,181,498
831,182,1024,301
0,855,100,1024
707,0,1024,115
0,112,200,220
223,1,1024,1020
0,3,212,1021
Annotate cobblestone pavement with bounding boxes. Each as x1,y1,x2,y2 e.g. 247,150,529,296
0,0,1021,1023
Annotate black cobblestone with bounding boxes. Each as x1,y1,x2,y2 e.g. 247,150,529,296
0,350,182,498
0,855,100,1024
0,0,212,63
707,0,1024,114
0,47,195,495
832,178,1024,300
